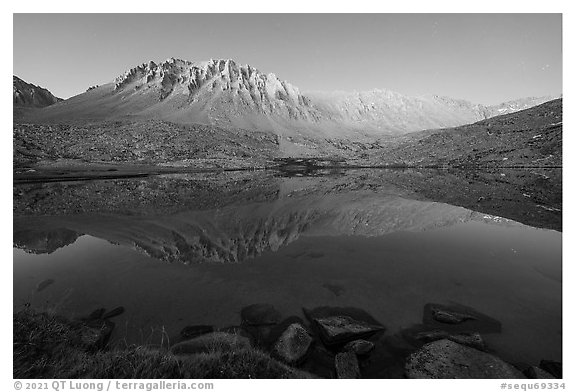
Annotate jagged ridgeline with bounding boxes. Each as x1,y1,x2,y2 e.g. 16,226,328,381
18,58,555,138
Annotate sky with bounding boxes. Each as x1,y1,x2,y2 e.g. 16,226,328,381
13,13,562,104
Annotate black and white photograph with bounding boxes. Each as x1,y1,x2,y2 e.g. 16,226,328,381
9,8,567,386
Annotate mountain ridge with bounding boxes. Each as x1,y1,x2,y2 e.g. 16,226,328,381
18,58,557,139
13,75,62,108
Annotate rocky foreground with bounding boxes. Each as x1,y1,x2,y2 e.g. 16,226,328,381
14,303,562,379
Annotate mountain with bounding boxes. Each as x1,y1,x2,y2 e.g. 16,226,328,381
14,76,62,120
13,76,62,108
372,99,562,167
21,58,554,139
484,96,558,117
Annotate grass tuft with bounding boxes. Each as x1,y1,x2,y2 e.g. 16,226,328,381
14,310,313,379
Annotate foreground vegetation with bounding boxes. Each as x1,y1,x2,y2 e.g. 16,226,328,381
13,310,312,379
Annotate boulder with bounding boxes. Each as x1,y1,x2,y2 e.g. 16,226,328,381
405,339,524,379
240,304,281,326
344,339,375,355
335,351,361,379
314,315,384,346
524,366,556,379
272,323,313,364
180,325,214,340
171,332,251,355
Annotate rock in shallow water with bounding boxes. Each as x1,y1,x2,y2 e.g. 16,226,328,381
431,308,476,324
405,339,524,379
273,323,313,364
343,339,375,355
423,303,501,333
414,330,485,350
102,306,125,319
448,332,485,351
85,308,106,321
36,279,55,292
335,351,361,379
241,304,281,326
314,315,384,346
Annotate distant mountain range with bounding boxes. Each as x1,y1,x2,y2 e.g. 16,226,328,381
13,58,562,167
15,58,556,138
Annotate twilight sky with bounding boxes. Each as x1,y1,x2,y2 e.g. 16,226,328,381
13,13,562,104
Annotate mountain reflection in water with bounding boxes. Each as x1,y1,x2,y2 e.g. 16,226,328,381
13,168,561,368
13,168,561,260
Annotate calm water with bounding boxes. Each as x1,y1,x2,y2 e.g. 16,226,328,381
13,169,562,367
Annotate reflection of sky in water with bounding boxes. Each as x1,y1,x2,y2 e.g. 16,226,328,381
14,215,561,365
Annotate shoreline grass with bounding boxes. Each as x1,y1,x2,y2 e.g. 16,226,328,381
13,310,313,379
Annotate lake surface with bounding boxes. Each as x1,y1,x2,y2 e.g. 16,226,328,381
13,168,562,372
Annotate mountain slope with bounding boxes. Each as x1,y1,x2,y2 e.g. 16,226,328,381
21,58,555,139
14,76,62,120
372,99,562,167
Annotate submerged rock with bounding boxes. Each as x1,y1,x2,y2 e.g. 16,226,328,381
314,315,384,346
335,351,361,379
36,279,55,292
102,306,125,319
431,308,476,324
524,366,556,379
413,329,450,343
413,330,485,350
422,303,501,333
241,304,282,326
272,323,313,364
405,339,524,379
448,332,485,351
322,283,345,296
343,339,375,355
84,308,106,321
171,332,251,355
180,325,214,340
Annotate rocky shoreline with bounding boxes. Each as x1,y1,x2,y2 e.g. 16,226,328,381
14,302,562,379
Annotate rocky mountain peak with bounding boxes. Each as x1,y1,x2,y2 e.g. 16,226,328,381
109,58,316,125
19,60,558,140
113,58,306,103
